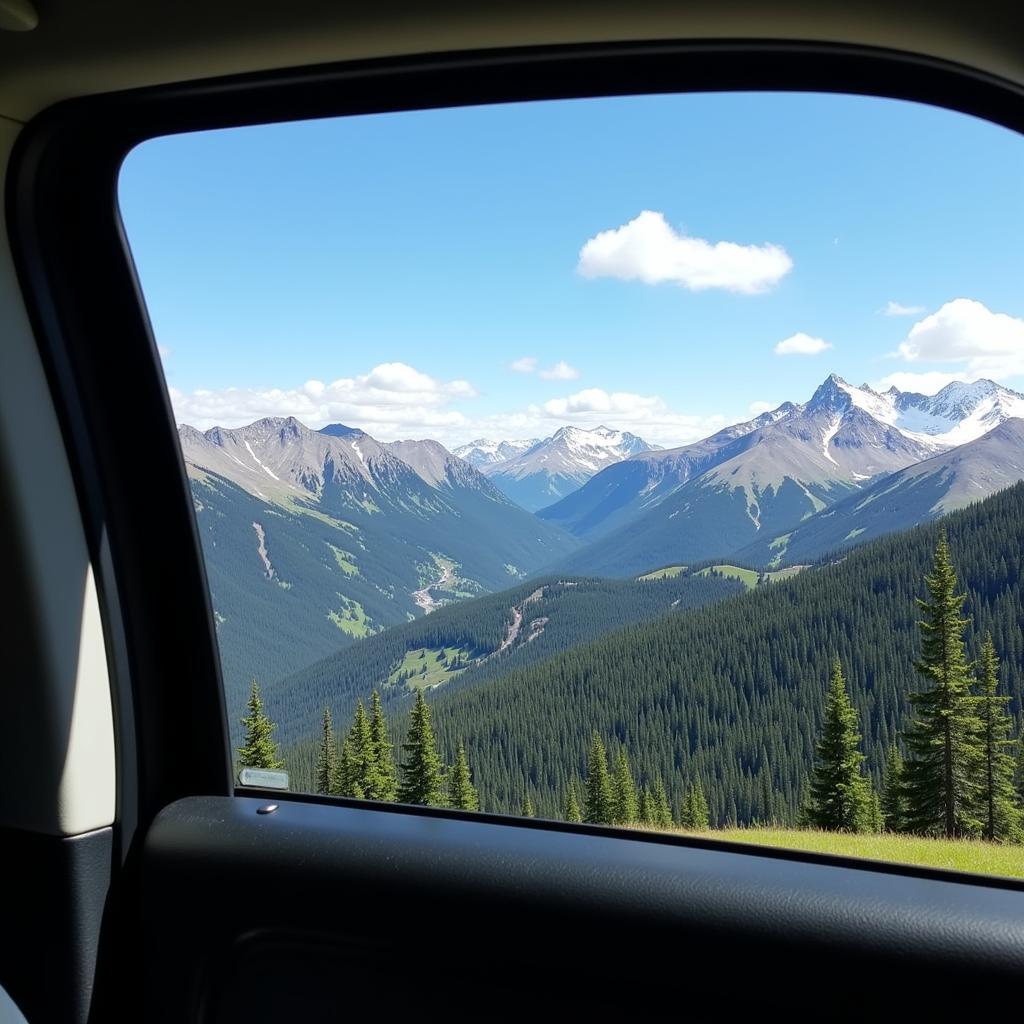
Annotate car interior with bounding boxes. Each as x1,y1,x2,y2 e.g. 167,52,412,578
2,2,1024,1021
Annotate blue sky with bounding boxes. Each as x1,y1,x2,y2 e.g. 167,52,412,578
118,91,1024,447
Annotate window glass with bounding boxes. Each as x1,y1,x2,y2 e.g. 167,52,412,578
120,93,1024,878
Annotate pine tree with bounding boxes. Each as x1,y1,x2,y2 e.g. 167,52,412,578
976,634,1022,842
1015,724,1024,810
397,690,445,806
564,781,582,823
652,776,673,829
339,735,361,798
583,733,613,824
521,791,535,818
687,781,710,830
902,533,984,838
611,748,638,824
868,789,884,833
796,776,814,828
678,789,694,829
368,690,397,801
880,747,905,832
447,742,479,811
637,787,654,826
237,680,284,771
340,700,379,799
315,707,340,796
806,658,870,832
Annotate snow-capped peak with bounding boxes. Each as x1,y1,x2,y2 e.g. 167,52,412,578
453,437,539,469
803,373,1024,449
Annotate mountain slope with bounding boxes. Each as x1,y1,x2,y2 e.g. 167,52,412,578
737,417,1024,567
842,378,1024,448
539,376,1024,546
537,404,798,539
484,425,661,511
552,376,940,576
180,417,579,714
267,571,743,747
423,484,1024,822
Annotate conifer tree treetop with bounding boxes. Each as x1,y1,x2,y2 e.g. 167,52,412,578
237,680,284,772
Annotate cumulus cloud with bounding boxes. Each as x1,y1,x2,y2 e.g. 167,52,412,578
897,299,1024,369
170,361,476,434
748,400,777,416
882,300,925,317
774,332,832,356
577,210,793,294
539,360,581,381
874,298,1024,388
532,386,727,447
509,356,537,373
172,362,734,449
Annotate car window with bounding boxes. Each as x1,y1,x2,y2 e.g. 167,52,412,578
119,92,1024,879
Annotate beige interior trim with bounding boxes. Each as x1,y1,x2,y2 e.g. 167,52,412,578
0,119,116,837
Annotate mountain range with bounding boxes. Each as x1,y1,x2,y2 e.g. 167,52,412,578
179,416,578,706
540,376,1024,576
178,373,1024,715
456,425,661,511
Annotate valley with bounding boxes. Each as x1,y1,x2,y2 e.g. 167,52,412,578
180,374,1024,810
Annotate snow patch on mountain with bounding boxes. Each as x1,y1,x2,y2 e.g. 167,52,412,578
826,376,1024,448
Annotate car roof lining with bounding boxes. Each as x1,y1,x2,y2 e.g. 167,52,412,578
2,0,1024,121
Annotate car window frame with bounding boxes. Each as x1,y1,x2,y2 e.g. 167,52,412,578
9,37,1024,885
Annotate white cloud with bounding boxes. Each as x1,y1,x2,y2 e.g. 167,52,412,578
577,210,792,294
170,361,476,434
897,298,1024,371
872,298,1024,390
534,386,727,447
510,356,581,380
172,363,734,449
748,400,776,416
870,298,1024,393
882,300,925,317
539,360,581,381
774,332,832,356
157,344,172,359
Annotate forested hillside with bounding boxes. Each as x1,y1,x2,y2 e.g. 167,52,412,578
268,571,742,748
421,484,1024,824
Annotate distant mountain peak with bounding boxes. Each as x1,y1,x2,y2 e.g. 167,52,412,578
319,422,365,440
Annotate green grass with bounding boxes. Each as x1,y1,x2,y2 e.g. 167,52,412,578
672,827,1024,879
326,542,359,576
327,596,374,637
285,499,361,536
768,565,808,581
638,565,688,581
844,527,866,541
696,563,808,590
697,564,761,590
388,645,473,690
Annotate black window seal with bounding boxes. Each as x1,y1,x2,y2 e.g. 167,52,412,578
8,37,1024,877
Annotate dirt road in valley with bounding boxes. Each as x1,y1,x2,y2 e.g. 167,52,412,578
412,560,454,614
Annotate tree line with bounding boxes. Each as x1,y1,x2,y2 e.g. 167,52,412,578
802,532,1024,841
238,486,1024,842
238,684,480,811
423,484,1024,822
